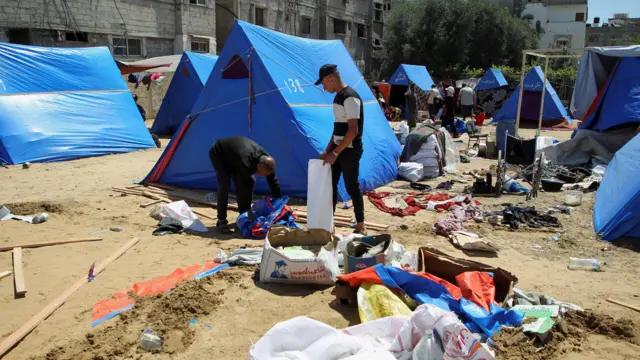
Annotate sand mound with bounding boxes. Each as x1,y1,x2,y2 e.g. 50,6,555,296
43,274,230,360
493,310,639,360
3,201,66,215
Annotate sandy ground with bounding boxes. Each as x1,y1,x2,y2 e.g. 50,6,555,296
1,126,639,360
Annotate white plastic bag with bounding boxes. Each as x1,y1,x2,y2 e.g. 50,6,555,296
317,247,340,282
399,121,410,136
307,159,334,232
440,128,461,174
398,162,424,182
149,200,208,232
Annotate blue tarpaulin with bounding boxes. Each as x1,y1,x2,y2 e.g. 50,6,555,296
493,66,571,124
0,43,156,165
579,57,640,132
144,20,401,200
388,64,435,92
151,52,218,135
475,68,508,90
594,134,640,241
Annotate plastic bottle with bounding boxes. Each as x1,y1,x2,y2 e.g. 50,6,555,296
568,257,604,271
32,213,48,224
139,329,162,353
412,329,444,360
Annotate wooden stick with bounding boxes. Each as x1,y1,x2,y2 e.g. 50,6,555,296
140,199,163,208
0,238,103,252
606,298,640,313
12,248,26,296
0,271,12,281
0,238,141,357
295,213,388,230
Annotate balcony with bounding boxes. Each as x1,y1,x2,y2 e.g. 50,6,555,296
546,0,587,5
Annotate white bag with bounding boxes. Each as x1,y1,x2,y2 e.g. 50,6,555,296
307,159,334,232
398,162,424,182
149,200,208,232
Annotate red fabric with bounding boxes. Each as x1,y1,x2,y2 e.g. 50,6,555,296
455,271,497,313
475,112,486,126
337,267,463,301
146,117,191,183
366,192,422,216
583,72,613,123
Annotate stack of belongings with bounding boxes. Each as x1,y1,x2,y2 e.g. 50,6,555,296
400,124,446,179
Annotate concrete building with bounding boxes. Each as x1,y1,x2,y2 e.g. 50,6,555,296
586,15,640,47
215,0,383,77
0,0,217,59
522,0,587,49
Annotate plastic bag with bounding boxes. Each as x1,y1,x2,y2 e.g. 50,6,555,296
398,162,424,182
307,159,334,232
440,128,461,174
357,281,412,323
317,246,341,282
149,200,207,232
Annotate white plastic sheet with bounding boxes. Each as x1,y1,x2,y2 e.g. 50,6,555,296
398,162,424,182
149,200,207,232
248,304,495,360
441,128,461,174
307,159,334,232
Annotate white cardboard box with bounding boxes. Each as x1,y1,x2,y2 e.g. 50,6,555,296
259,227,339,285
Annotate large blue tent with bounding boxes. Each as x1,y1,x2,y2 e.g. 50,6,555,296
594,134,640,241
151,51,218,135
0,43,156,165
475,68,508,90
579,57,640,132
388,64,435,92
493,66,570,124
144,20,401,200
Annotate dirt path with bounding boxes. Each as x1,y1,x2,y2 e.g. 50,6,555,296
0,128,639,359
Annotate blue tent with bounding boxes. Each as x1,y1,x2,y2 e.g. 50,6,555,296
594,134,640,241
0,43,156,165
151,52,218,135
579,57,640,132
493,66,570,124
388,64,435,92
144,21,401,200
475,68,508,90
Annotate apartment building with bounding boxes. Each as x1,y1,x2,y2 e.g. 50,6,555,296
586,14,640,47
0,0,217,59
522,0,587,49
215,0,384,76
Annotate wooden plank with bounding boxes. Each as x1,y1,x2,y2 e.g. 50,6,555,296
0,238,140,357
12,248,26,296
0,237,103,252
0,271,12,281
606,298,640,313
140,199,163,208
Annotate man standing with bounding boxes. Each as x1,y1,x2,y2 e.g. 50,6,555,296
459,83,476,119
315,64,366,234
404,82,418,129
427,84,440,119
443,84,459,138
133,94,146,120
209,136,282,234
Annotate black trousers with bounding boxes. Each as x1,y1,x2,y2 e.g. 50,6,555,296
331,148,365,223
209,148,255,225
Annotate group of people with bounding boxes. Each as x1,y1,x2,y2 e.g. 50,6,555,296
210,64,368,236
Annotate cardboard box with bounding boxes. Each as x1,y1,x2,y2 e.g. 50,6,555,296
343,234,392,274
417,247,517,305
259,227,338,285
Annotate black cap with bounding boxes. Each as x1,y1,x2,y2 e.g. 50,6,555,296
315,64,338,85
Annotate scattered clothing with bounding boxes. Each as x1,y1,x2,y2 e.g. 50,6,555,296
436,180,453,190
216,247,264,266
127,73,139,85
367,191,423,216
506,288,583,312
493,206,561,229
153,217,184,236
236,196,301,239
433,201,481,236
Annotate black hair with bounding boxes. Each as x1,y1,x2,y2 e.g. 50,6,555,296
132,94,138,101
259,155,276,173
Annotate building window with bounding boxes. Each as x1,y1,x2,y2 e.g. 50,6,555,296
357,24,365,38
535,20,541,32
575,12,585,22
112,37,142,57
65,31,88,42
334,19,346,35
191,40,209,53
300,17,311,35
555,38,569,48
189,0,206,5
255,7,265,26
374,3,383,21
373,38,382,49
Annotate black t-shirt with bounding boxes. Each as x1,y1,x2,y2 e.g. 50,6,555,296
332,86,364,151
211,136,281,197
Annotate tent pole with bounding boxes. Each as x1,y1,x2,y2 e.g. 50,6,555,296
537,56,550,137
515,53,527,137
